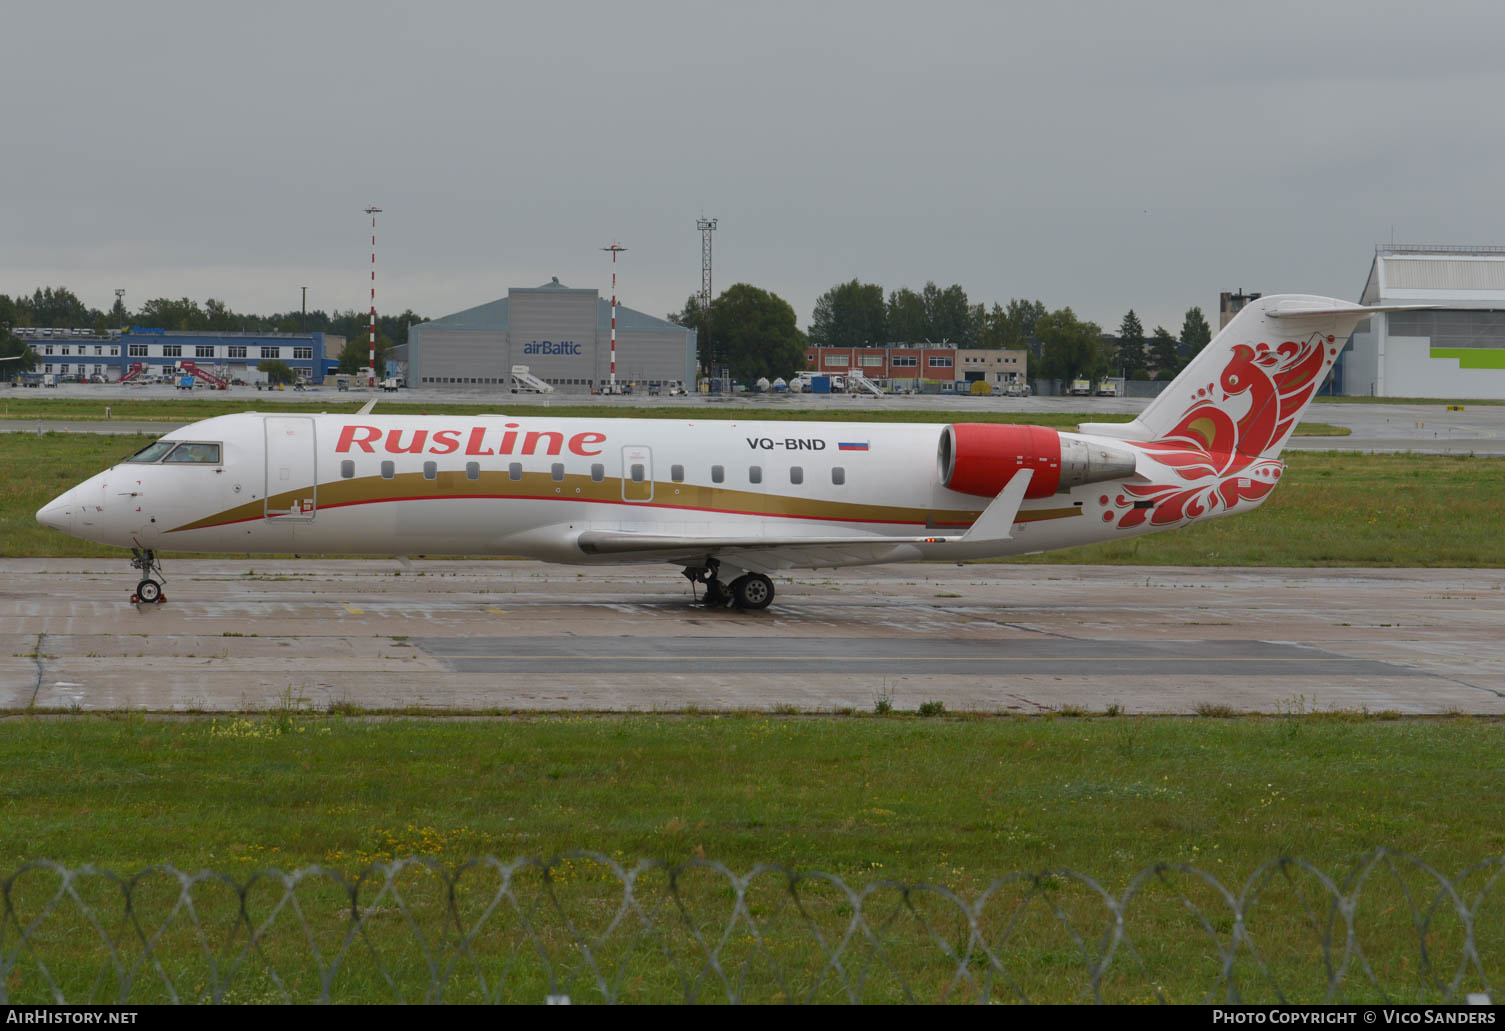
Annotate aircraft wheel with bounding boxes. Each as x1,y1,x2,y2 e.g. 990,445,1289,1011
136,579,162,604
730,573,774,611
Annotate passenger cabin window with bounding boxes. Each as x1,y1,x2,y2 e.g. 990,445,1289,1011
748,465,762,484
126,441,178,463
591,463,605,482
423,461,438,480
790,466,803,485
671,464,684,482
380,461,395,479
509,462,523,481
465,462,480,480
630,463,646,482
832,467,846,486
551,463,565,482
340,460,355,479
162,442,221,464
711,465,725,484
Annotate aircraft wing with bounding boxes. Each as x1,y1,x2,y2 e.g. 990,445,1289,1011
575,470,1034,566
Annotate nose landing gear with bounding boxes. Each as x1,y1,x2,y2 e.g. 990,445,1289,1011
129,548,167,605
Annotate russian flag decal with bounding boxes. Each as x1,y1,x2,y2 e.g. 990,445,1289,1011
837,441,869,451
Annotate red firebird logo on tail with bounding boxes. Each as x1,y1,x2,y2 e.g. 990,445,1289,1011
1111,331,1335,529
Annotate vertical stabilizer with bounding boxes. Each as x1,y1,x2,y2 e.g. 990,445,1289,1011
1079,294,1369,460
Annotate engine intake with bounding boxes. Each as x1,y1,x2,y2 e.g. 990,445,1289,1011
938,423,1138,498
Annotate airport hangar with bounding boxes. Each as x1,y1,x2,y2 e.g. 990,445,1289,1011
401,279,697,393
1336,243,1505,398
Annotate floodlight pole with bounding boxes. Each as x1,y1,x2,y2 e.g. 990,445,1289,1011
602,243,627,392
365,205,382,387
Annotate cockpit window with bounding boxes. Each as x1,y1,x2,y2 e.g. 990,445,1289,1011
163,442,222,464
126,441,177,463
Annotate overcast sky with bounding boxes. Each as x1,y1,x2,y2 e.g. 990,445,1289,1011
5,0,1504,335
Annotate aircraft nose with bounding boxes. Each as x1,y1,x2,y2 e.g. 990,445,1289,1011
37,490,76,533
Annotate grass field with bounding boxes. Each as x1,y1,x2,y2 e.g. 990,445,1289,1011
0,713,1500,1003
4,433,1499,565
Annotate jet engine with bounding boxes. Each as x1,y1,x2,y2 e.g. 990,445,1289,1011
937,423,1138,498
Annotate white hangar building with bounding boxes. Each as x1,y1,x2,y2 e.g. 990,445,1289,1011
1337,245,1505,398
404,278,697,393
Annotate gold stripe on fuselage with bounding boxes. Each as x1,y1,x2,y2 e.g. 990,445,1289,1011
167,470,1083,534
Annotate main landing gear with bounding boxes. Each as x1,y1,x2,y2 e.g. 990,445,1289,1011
682,559,775,611
130,548,166,605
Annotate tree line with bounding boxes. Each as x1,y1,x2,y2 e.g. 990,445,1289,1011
0,286,427,375
804,278,1213,386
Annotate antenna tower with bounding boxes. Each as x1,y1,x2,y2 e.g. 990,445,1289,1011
697,217,717,372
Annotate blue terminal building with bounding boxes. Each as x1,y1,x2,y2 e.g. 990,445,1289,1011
15,327,343,384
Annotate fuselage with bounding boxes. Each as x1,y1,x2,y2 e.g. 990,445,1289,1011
36,411,1245,569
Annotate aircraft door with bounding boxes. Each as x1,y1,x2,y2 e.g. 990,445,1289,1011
622,445,653,503
264,416,318,520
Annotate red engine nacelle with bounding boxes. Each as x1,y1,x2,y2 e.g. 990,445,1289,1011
938,424,1063,498
938,423,1139,499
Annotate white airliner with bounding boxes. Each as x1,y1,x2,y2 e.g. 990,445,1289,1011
36,295,1390,609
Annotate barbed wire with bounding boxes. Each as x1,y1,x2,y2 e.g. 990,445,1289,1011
2,848,1501,1004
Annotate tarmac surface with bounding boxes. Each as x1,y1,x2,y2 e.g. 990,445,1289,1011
3,559,1501,715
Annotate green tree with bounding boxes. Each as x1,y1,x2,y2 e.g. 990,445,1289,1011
977,303,1009,348
885,287,929,343
1003,298,1047,357
1149,326,1180,379
921,282,976,344
1179,306,1212,362
108,294,130,326
135,297,208,331
667,295,710,368
1035,307,1106,389
1,331,36,376
21,286,94,327
708,283,807,384
809,280,886,348
1116,309,1145,374
259,358,297,385
336,332,394,375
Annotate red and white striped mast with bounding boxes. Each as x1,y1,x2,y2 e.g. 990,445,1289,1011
365,205,382,387
602,242,626,393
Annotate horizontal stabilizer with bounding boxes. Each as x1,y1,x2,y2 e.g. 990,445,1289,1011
1266,302,1433,319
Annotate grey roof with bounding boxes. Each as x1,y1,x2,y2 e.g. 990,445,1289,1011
413,296,510,331
594,297,684,333
412,280,688,335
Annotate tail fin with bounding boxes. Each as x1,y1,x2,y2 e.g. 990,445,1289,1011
1080,294,1375,460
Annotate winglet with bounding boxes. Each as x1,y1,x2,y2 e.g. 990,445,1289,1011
356,398,378,416
960,469,1033,543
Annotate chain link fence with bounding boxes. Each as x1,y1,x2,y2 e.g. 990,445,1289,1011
3,848,1501,1004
